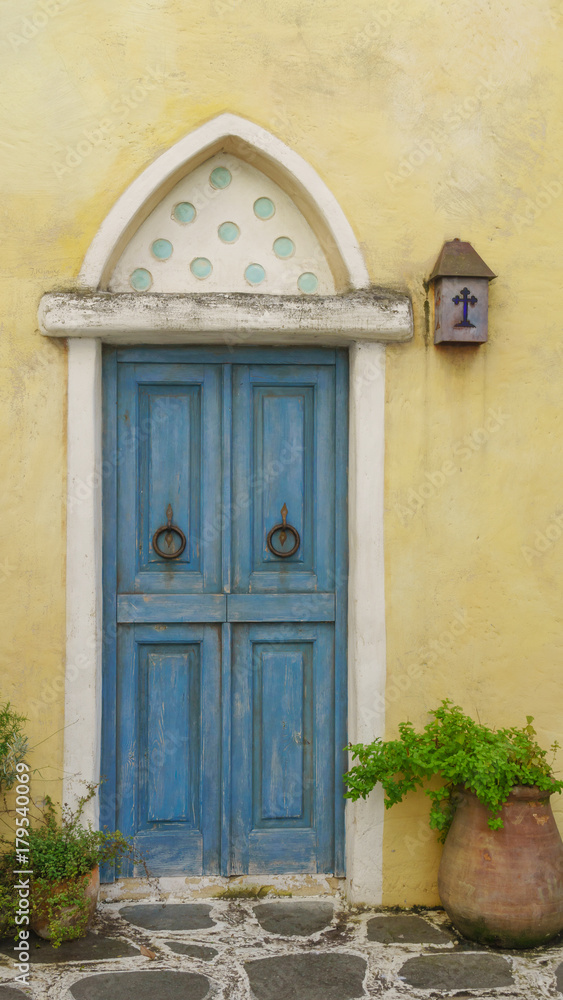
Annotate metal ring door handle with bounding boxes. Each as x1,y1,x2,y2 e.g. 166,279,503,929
266,503,300,558
152,504,187,559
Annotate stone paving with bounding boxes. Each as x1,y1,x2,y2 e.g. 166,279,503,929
0,897,562,999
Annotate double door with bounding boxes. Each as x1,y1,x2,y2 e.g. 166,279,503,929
102,347,348,876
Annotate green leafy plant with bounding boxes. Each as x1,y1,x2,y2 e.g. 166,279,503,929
26,786,146,947
0,849,20,938
0,704,28,794
344,700,563,841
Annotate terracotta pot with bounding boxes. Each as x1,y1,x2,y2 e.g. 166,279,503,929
438,786,563,948
31,865,99,942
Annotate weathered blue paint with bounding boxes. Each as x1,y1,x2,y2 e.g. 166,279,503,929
261,650,305,819
145,645,198,823
220,621,232,878
334,351,349,876
226,594,335,622
230,624,334,874
117,362,223,595
101,348,118,882
231,363,335,594
220,366,233,878
117,594,227,622
116,346,337,365
102,347,348,879
116,623,221,875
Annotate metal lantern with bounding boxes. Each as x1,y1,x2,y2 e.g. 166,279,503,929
430,238,496,344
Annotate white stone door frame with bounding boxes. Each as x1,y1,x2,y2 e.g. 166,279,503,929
38,114,413,904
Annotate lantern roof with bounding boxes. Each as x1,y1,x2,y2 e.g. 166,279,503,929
429,238,496,280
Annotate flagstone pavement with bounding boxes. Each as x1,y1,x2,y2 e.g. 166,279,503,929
0,897,562,999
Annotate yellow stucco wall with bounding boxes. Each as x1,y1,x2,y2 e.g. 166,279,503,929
0,0,561,901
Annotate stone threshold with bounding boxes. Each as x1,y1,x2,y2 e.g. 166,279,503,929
99,873,345,903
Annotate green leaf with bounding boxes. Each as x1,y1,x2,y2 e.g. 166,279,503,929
342,700,563,839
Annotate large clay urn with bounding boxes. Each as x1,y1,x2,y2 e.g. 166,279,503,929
438,786,563,948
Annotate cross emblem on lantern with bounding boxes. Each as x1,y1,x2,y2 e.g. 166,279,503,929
452,287,478,328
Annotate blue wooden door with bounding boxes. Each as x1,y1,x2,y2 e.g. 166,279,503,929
102,348,347,878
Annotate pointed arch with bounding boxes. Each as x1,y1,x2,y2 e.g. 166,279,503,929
79,113,369,293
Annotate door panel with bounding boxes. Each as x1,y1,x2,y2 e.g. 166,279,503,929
231,365,335,594
142,385,196,568
260,648,308,821
115,624,221,875
144,646,199,824
117,363,222,596
230,624,334,874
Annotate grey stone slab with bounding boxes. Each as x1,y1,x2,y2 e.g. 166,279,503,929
0,989,29,999
254,901,333,937
399,953,513,990
70,970,210,1000
119,903,215,930
556,962,563,993
0,931,138,964
165,941,217,960
367,914,452,944
244,953,366,1000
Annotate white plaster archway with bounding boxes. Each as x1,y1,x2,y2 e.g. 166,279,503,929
78,113,369,293
39,114,413,905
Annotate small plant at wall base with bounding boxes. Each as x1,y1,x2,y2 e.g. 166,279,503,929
344,700,563,948
27,789,142,947
344,699,562,837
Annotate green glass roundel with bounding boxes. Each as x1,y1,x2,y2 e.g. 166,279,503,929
297,272,318,294
172,202,196,224
218,221,240,243
245,263,266,285
190,257,212,279
253,197,275,220
129,268,152,291
210,166,232,189
273,236,295,259
151,239,173,260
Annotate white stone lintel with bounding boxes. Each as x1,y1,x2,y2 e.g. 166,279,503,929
39,289,413,345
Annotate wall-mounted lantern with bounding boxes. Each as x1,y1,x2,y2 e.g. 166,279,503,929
429,238,496,344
